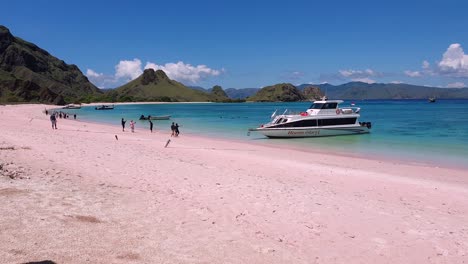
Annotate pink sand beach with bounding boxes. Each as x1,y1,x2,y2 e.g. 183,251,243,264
1,104,467,264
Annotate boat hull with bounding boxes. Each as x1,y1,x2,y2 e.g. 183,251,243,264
95,106,114,110
140,115,171,120
150,115,170,120
253,126,370,138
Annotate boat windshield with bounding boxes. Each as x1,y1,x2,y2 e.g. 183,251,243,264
309,102,338,109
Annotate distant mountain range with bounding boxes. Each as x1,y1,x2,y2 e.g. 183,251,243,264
300,82,468,100
189,86,260,100
193,82,468,101
203,82,468,100
2,24,468,105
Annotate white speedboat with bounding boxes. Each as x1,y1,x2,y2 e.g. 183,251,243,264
248,99,371,138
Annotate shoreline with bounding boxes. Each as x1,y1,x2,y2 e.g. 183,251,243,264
48,102,468,169
1,104,467,263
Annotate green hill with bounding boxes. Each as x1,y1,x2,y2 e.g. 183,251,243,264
108,69,214,102
0,25,101,104
247,83,306,102
302,85,324,100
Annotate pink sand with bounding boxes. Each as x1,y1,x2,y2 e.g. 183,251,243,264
1,104,467,263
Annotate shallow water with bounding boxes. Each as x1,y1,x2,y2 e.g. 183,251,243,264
58,100,468,169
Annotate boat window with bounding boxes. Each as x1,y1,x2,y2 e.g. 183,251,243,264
310,103,324,109
318,118,356,126
309,102,338,109
275,118,283,124
323,103,338,109
273,119,318,128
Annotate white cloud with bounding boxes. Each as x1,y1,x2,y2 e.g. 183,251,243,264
86,69,116,88
446,82,465,88
337,69,383,83
404,70,422,77
86,69,102,78
422,60,430,69
115,58,143,80
338,68,380,79
319,68,381,84
145,61,222,83
437,43,468,77
351,78,375,84
86,59,223,88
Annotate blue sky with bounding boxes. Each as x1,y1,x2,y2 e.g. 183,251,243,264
3,0,468,89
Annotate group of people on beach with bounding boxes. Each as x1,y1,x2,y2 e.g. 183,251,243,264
46,110,77,129
45,109,76,120
121,118,179,136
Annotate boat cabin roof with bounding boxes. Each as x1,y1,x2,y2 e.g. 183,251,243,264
308,100,343,110
313,100,343,104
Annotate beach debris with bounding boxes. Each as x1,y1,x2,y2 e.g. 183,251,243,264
115,135,119,140
23,260,58,264
165,139,171,148
0,162,26,179
0,146,15,150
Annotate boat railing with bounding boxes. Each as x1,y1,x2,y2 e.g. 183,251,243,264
337,107,361,114
271,109,307,119
270,107,361,118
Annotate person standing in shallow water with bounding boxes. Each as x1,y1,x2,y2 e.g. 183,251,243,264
121,118,126,132
149,119,153,133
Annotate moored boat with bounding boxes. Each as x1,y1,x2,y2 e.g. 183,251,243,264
248,99,371,138
428,97,436,103
139,115,171,120
95,104,114,110
62,104,81,109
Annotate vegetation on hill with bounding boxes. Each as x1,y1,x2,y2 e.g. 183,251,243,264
246,83,306,102
102,69,220,102
302,85,324,100
0,25,102,104
210,85,228,100
209,85,245,102
224,87,260,99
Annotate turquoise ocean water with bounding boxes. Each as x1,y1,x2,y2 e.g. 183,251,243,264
59,100,468,169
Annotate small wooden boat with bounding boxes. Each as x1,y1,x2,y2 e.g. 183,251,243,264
139,115,171,120
62,104,81,109
95,104,114,110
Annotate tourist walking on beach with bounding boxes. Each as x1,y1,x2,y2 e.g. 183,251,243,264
130,120,135,133
149,119,153,133
121,118,126,132
175,123,180,137
171,122,175,137
50,113,57,129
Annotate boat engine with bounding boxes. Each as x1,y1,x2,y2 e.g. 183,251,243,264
359,122,372,129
